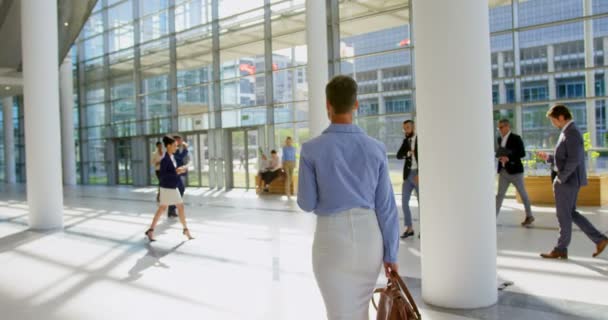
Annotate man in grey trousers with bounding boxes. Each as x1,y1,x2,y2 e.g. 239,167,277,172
537,104,608,259
495,119,535,227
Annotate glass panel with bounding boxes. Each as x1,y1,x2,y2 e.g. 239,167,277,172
177,64,212,87
111,76,135,99
109,24,135,53
522,103,587,150
489,0,512,33
519,22,584,76
339,2,410,57
149,137,163,185
84,12,104,38
231,131,247,188
109,58,134,78
517,0,583,28
140,10,169,42
108,1,133,28
271,3,305,37
222,107,267,128
84,35,104,60
272,32,308,69
175,0,212,32
218,0,264,20
88,162,108,184
143,74,169,93
594,0,608,14
185,134,200,187
145,117,172,135
247,130,260,189
341,50,413,93
178,85,211,119
220,42,266,79
86,104,106,126
273,67,307,103
116,139,132,184
143,92,171,118
112,99,136,122
221,76,266,108
274,102,307,124
140,0,169,16
140,39,171,68
199,133,210,187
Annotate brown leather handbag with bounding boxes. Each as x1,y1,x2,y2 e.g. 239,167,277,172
372,271,421,320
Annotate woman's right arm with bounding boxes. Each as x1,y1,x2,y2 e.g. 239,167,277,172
374,149,400,266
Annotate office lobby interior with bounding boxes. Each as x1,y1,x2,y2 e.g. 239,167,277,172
1,0,608,319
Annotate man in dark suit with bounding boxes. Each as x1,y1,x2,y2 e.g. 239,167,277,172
537,105,608,259
495,119,535,227
396,120,418,239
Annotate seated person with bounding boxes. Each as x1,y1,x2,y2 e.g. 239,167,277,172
257,150,282,192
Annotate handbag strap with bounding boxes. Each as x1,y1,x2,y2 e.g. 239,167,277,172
371,288,383,310
390,271,422,319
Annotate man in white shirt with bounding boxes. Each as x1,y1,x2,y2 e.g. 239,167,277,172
495,119,535,227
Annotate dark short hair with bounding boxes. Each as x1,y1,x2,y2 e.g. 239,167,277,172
286,136,292,140
403,120,414,125
162,136,176,147
173,135,183,140
326,75,358,114
155,141,162,147
498,119,510,126
546,104,572,120
271,150,277,154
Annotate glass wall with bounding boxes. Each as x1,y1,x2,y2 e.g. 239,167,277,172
491,0,608,172
66,0,608,187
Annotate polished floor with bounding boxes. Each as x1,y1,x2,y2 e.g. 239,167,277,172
0,184,607,320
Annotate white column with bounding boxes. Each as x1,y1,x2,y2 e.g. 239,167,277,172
21,0,63,229
306,0,330,138
413,0,497,308
3,96,16,183
60,57,77,186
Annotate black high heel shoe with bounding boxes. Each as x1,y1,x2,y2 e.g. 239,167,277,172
183,228,194,240
145,228,156,242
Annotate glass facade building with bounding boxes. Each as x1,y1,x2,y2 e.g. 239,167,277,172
2,0,608,189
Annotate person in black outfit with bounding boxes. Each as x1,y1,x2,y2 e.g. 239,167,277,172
168,135,190,218
145,136,194,241
396,120,419,239
495,119,535,227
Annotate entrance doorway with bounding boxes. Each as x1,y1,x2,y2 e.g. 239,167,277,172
229,128,264,189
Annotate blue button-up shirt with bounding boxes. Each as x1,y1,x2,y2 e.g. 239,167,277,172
282,145,297,162
297,124,399,263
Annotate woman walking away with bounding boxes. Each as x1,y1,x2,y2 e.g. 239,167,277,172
145,136,194,241
298,75,399,320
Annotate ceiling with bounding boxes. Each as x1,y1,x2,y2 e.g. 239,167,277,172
0,0,97,97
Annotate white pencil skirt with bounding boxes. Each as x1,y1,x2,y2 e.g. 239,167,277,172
159,187,183,206
312,208,384,320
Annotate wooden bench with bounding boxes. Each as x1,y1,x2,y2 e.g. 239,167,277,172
255,171,298,195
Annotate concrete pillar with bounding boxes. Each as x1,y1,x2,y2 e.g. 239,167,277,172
306,0,330,138
413,0,497,308
2,96,16,183
547,44,556,100
60,57,77,185
584,0,597,170
21,0,63,229
497,52,507,104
